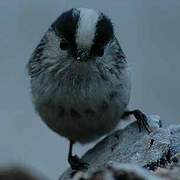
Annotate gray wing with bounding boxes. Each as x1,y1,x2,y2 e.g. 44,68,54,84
27,36,47,78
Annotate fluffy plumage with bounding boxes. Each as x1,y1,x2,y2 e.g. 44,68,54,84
28,8,131,143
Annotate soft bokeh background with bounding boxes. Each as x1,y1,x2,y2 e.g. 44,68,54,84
0,0,180,179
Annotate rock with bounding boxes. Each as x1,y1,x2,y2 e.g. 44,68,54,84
59,115,180,180
169,125,180,155
154,153,180,180
72,164,162,180
147,115,162,129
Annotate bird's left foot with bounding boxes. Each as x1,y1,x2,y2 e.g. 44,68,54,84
68,155,89,171
122,109,152,133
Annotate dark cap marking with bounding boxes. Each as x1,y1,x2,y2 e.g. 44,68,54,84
93,14,114,47
51,8,80,48
90,13,114,56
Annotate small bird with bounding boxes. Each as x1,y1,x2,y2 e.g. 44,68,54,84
27,8,151,170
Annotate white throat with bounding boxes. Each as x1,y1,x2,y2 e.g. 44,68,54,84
76,8,99,49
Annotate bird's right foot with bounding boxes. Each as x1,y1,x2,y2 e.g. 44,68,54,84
68,155,89,171
122,109,152,133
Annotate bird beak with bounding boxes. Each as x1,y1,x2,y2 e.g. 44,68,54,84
76,50,89,62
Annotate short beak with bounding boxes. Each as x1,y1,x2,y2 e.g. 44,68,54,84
76,50,89,62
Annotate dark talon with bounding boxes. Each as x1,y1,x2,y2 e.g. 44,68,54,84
136,117,142,132
122,109,152,133
68,155,89,170
68,140,89,171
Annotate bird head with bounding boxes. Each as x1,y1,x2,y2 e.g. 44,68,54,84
51,8,114,62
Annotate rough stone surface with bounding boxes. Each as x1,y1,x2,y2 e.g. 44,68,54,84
72,164,162,180
154,153,180,180
169,125,180,155
59,116,180,180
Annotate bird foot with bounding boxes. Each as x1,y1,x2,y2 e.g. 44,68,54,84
123,109,152,133
68,155,89,171
133,110,152,133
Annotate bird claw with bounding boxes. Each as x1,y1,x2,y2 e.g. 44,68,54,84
69,155,89,171
123,109,152,133
132,110,152,133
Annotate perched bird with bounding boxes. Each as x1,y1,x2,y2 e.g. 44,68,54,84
27,8,150,170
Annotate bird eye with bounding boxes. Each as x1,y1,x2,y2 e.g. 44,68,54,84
60,40,69,50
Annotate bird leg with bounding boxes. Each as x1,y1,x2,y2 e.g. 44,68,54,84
122,109,152,133
68,140,89,171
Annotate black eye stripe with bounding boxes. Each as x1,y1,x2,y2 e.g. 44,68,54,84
93,14,114,48
51,8,80,49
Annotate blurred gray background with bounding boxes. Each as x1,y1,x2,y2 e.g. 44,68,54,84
0,0,180,179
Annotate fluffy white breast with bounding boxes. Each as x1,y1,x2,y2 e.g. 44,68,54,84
76,8,100,48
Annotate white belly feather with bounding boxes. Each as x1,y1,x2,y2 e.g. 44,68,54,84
33,64,131,143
